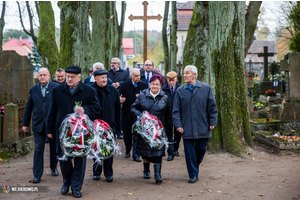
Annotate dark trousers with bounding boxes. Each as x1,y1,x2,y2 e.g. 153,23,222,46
166,128,174,156
173,128,182,152
49,136,58,171
93,156,113,177
60,156,86,191
183,138,209,179
123,129,139,158
33,132,46,177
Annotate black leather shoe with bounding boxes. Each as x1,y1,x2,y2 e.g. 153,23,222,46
167,155,174,161
51,169,59,176
32,176,41,183
72,190,82,198
93,175,100,180
106,176,113,182
125,153,130,158
133,157,142,162
174,151,180,156
61,186,69,194
188,177,198,183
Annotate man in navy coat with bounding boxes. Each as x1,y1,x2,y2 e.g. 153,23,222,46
47,66,100,198
91,69,121,182
119,68,148,162
173,65,218,184
22,67,59,183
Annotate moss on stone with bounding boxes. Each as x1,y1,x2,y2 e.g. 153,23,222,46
0,150,14,161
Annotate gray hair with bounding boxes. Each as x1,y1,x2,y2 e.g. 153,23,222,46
111,57,121,64
93,62,104,70
55,68,65,73
38,67,50,74
184,65,197,75
130,68,140,76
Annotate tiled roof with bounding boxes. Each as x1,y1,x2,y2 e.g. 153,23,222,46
178,1,195,10
2,46,31,56
3,38,33,49
122,38,134,48
247,41,277,54
177,10,193,31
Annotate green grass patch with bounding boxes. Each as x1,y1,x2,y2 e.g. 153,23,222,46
0,151,14,161
251,118,280,123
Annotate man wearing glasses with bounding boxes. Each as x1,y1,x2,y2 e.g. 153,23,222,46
140,60,160,86
107,57,129,89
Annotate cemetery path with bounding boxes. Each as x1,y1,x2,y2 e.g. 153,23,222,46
1,141,300,200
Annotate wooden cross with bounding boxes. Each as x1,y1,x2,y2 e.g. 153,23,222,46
128,1,162,63
258,46,274,81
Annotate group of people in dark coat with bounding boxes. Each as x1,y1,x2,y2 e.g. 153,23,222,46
22,58,218,198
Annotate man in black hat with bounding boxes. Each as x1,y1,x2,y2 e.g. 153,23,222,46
47,66,100,198
91,69,121,182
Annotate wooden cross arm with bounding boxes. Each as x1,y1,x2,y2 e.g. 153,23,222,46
128,14,162,21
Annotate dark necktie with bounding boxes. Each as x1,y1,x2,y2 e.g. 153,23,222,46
134,83,137,88
171,87,174,94
147,73,150,85
70,87,74,93
113,69,116,73
190,85,194,91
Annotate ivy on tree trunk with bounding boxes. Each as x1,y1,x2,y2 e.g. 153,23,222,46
59,1,91,79
91,1,111,69
37,1,59,75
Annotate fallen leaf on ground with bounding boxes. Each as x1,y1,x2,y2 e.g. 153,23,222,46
128,193,133,195
0,158,3,162
278,186,281,188
227,182,230,184
29,180,32,183
208,190,212,192
257,170,261,172
6,179,9,181
252,158,255,160
199,191,203,193
188,194,193,196
176,196,182,198
97,184,101,186
258,194,263,196
170,166,174,169
217,191,221,193
126,186,129,188
2,172,5,175
280,179,285,182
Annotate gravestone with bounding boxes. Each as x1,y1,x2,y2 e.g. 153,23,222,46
259,95,267,102
271,105,280,120
280,52,300,122
255,109,268,119
258,46,273,94
0,51,35,101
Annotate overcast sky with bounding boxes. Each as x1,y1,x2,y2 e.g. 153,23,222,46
3,1,188,32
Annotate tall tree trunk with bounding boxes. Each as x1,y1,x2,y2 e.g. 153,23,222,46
209,2,252,155
117,1,126,58
245,1,262,57
162,1,170,75
0,1,6,51
91,1,111,69
182,1,210,84
37,1,59,76
59,1,91,78
170,1,178,71
110,1,117,59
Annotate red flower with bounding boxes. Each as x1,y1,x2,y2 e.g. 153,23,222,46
94,142,97,151
159,123,163,129
67,131,72,136
146,130,151,134
85,132,90,136
104,134,108,139
74,145,82,150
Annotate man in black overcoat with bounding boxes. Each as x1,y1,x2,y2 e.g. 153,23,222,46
22,67,59,183
119,68,148,162
161,71,182,161
140,60,159,86
46,66,100,198
91,69,121,182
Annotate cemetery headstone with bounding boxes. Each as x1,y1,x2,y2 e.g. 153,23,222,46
0,51,35,101
258,46,273,94
3,103,18,143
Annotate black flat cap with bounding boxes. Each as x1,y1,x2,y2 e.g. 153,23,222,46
65,66,82,74
94,69,108,76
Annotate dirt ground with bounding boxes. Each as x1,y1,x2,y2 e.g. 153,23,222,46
1,140,300,200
